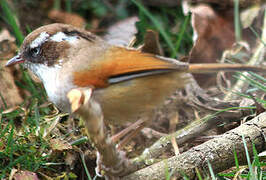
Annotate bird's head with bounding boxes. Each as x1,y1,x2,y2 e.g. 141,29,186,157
6,23,99,80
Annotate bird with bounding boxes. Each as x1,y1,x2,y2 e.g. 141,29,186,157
6,23,265,126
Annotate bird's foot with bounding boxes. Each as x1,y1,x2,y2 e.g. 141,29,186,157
95,150,133,179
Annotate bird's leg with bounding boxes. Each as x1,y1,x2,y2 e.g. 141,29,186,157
67,88,136,178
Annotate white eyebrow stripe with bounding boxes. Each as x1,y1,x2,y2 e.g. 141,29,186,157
50,32,78,43
30,32,50,48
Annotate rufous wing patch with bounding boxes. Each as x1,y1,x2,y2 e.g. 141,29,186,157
73,47,180,88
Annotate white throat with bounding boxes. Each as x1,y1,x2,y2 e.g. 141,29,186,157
27,63,63,105
28,63,60,89
27,63,74,112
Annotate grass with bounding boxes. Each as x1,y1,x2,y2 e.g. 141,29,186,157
164,142,266,180
232,72,266,105
234,0,242,42
133,0,192,58
132,0,177,57
217,137,265,180
1,0,47,104
0,108,49,178
201,68,266,124
0,2,74,175
0,0,24,44
186,137,265,180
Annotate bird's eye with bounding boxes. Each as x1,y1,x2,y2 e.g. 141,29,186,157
30,47,40,57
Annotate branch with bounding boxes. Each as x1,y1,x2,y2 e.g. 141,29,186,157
123,112,266,179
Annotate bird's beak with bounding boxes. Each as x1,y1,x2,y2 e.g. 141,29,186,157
6,54,25,67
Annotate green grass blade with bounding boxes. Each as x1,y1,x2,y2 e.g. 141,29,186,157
80,152,92,180
249,26,266,46
175,14,190,53
70,136,88,146
0,92,7,109
164,160,170,180
26,25,32,34
248,72,266,83
195,167,203,180
66,0,72,13
202,106,255,122
6,120,14,161
234,0,242,42
230,90,265,104
132,0,177,57
53,0,61,10
34,102,40,134
233,147,240,170
252,143,261,179
207,161,216,180
242,135,255,179
235,73,266,92
0,0,24,45
164,160,175,180
0,118,11,138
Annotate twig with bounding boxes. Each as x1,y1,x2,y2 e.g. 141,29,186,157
169,112,180,155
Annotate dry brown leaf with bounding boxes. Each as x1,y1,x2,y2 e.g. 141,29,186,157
65,151,78,169
186,3,265,87
189,4,235,59
0,29,23,109
188,4,235,86
141,30,164,56
103,16,139,47
13,170,39,180
0,29,17,59
50,138,72,151
48,9,86,28
241,6,261,28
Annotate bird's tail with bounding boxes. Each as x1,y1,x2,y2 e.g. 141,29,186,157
188,63,266,73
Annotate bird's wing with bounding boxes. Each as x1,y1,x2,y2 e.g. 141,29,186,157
73,47,188,88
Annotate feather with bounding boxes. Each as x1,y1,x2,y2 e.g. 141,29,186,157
73,47,188,88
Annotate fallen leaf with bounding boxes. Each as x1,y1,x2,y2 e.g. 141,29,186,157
50,138,72,151
14,171,39,180
0,29,23,109
48,9,86,28
241,6,260,28
185,3,265,87
65,151,78,169
141,30,164,56
103,16,139,46
188,4,235,86
0,29,17,59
